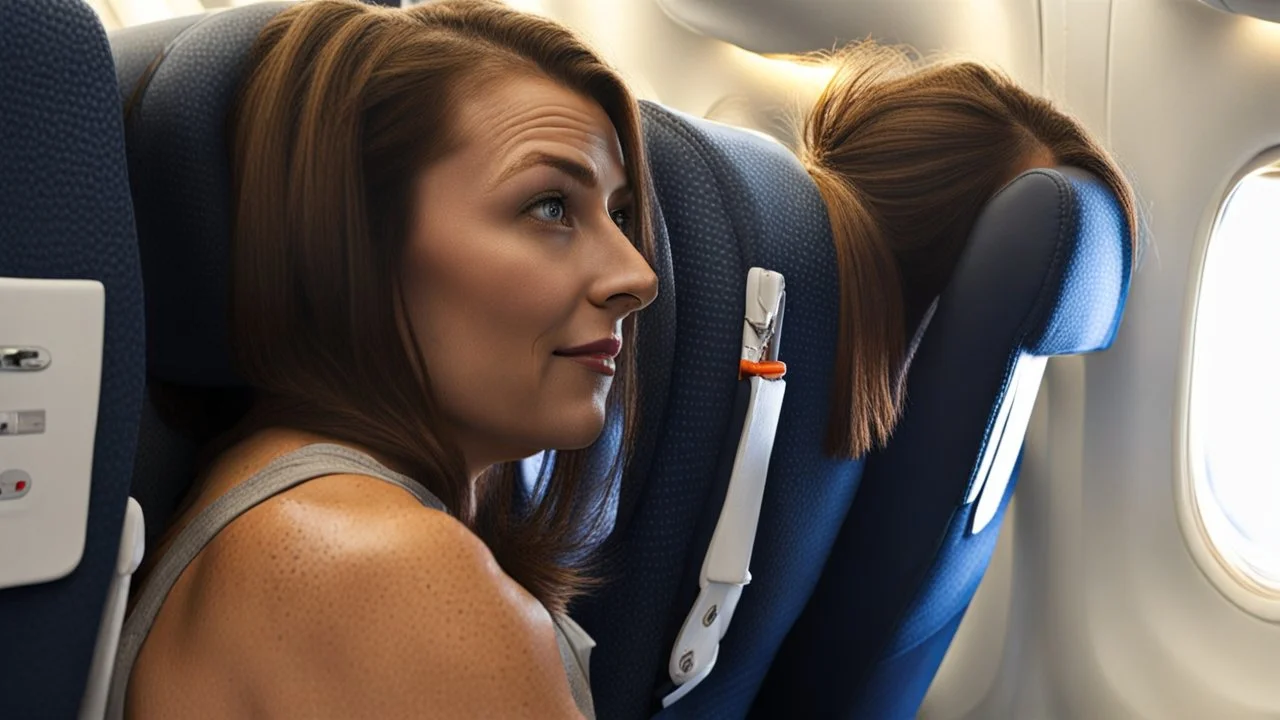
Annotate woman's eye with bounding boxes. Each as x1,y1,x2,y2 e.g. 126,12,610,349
610,208,630,232
530,197,567,224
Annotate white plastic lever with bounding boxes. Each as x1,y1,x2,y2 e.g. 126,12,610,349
664,268,787,707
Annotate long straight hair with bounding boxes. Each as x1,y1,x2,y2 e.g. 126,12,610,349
796,44,1140,459
225,0,656,614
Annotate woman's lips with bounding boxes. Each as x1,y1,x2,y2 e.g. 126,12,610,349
554,336,621,376
560,354,616,376
554,336,622,358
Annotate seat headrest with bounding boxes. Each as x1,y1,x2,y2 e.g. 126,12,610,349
957,167,1132,356
113,3,291,386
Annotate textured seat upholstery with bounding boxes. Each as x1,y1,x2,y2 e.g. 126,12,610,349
575,105,861,720
0,0,145,715
108,3,287,551
754,168,1134,719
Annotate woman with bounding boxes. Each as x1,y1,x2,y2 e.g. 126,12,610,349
110,1,657,718
797,44,1142,459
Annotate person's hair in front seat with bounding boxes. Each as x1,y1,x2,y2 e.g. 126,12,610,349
119,1,657,718
795,44,1141,459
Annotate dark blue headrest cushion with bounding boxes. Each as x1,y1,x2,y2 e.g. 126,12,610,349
112,3,291,386
892,165,1131,506
974,167,1132,357
109,14,203,108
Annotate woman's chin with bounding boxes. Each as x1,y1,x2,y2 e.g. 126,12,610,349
487,403,607,462
542,406,608,451
554,424,607,451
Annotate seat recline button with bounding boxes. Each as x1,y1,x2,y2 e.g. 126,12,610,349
0,469,32,500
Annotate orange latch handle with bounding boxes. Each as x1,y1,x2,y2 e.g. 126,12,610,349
739,359,787,380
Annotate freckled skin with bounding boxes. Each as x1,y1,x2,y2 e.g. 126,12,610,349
129,429,582,719
126,75,657,719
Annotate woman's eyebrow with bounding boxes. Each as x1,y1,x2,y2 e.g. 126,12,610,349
493,151,598,189
610,186,634,206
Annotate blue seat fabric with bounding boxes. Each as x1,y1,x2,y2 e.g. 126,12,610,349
574,104,861,720
0,0,145,715
753,168,1133,719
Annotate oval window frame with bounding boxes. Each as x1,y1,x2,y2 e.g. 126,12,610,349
1177,146,1280,622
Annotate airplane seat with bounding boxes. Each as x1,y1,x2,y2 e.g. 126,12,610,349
752,167,1134,719
107,3,290,552
0,0,146,717
110,14,205,123
573,103,863,719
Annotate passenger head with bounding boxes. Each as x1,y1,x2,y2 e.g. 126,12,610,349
227,0,658,613
796,44,1139,459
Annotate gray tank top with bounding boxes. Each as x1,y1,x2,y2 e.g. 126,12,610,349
107,443,596,719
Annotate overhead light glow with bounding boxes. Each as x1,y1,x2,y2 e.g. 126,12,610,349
726,45,837,95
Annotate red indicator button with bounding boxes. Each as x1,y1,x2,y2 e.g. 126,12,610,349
0,469,32,500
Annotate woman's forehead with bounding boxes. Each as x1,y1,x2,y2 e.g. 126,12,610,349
449,74,627,180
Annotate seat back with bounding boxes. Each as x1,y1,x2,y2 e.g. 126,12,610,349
574,104,862,719
755,167,1134,719
108,3,288,551
0,0,145,716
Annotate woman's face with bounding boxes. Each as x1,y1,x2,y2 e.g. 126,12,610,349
401,73,658,477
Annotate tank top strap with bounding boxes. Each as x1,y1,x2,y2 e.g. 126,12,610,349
554,614,597,719
106,443,445,720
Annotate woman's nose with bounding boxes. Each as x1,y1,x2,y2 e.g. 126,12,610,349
593,229,659,315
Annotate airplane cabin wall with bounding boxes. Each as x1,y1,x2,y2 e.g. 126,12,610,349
925,1,1280,718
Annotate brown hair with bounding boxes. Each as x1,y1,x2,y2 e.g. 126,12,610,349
225,0,655,614
796,44,1139,459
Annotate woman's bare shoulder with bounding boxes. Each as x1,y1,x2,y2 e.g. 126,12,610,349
153,467,582,719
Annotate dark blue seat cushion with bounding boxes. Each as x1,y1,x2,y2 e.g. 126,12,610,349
574,104,863,720
109,3,291,548
114,2,290,389
754,168,1132,719
0,0,145,715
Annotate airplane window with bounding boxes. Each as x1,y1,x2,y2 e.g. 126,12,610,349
1188,164,1280,594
